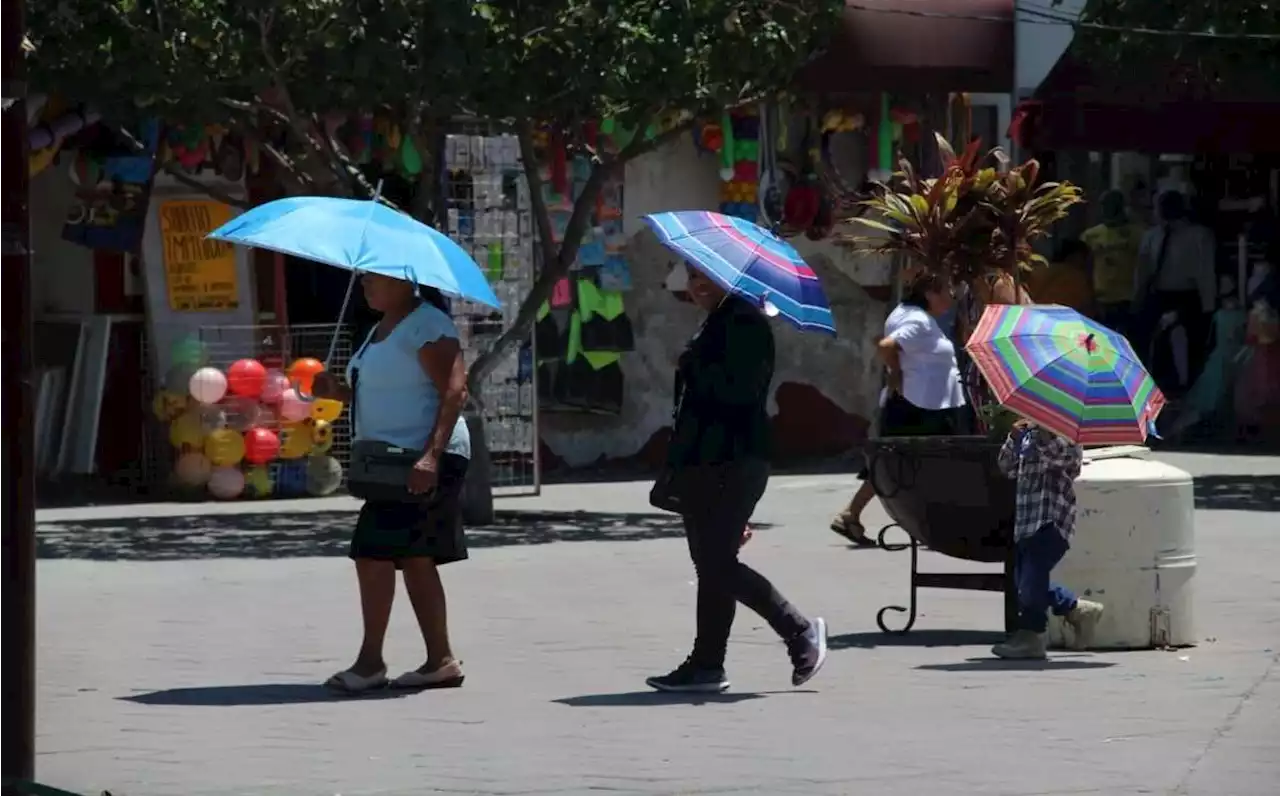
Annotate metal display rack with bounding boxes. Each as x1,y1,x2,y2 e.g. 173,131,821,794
444,124,541,496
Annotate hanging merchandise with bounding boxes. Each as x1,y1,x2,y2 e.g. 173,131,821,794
444,127,539,491
575,278,635,353
553,313,624,415
717,109,760,223
757,102,784,228
782,112,821,234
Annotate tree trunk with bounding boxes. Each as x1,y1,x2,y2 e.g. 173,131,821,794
461,413,495,526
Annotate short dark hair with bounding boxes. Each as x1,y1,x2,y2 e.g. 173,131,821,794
419,285,452,315
1157,190,1187,222
901,271,951,309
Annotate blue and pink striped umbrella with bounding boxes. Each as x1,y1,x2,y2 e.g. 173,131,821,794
643,210,836,335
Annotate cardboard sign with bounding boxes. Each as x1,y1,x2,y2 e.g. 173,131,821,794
158,199,239,311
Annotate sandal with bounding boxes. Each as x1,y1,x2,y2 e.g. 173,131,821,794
829,514,875,547
390,660,465,690
325,668,388,694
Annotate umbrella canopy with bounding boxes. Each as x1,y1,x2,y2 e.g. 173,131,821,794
208,196,501,308
643,210,836,335
966,304,1166,445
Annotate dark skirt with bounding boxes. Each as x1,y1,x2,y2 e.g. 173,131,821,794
350,453,469,566
857,393,966,481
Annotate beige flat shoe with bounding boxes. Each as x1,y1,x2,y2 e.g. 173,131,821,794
390,660,465,690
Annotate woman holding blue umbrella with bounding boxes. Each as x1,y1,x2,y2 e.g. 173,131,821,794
312,276,472,693
208,193,500,694
643,211,831,692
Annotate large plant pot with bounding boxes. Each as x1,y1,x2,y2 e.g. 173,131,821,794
865,435,1014,563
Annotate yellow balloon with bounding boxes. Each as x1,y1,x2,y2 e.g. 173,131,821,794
169,410,205,449
204,428,246,467
310,418,334,454
278,422,313,460
243,465,273,499
310,398,344,422
152,390,188,422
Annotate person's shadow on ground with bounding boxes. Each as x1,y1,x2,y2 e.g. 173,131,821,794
121,683,415,706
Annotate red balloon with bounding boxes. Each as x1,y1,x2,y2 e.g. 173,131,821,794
227,359,267,398
242,426,281,465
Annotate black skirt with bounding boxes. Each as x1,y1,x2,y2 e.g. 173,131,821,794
857,394,966,480
350,453,469,566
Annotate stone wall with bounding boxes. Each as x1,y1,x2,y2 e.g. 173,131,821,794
539,229,888,470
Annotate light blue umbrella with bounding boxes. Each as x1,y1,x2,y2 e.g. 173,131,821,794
208,196,501,308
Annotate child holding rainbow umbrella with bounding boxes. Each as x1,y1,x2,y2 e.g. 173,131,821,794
966,304,1167,659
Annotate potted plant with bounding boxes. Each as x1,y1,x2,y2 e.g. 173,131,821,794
845,137,1082,564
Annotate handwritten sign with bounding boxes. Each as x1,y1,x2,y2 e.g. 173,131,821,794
159,200,239,311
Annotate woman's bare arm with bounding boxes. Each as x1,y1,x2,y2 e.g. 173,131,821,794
417,337,468,462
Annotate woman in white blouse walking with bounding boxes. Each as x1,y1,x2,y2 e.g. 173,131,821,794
830,272,968,545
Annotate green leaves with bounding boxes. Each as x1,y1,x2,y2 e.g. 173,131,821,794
842,133,1084,282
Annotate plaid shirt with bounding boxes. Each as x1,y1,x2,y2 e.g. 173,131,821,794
998,426,1084,542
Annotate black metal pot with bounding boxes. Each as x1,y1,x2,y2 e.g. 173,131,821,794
865,435,1014,563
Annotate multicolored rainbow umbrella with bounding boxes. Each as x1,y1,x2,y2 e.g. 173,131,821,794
643,210,836,335
966,304,1166,445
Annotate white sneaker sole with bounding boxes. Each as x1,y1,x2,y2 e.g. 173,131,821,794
645,677,731,694
793,617,828,686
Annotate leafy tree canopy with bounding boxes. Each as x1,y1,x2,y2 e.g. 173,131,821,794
1065,1,1280,95
27,0,843,386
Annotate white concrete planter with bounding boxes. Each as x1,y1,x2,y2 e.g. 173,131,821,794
1048,447,1197,650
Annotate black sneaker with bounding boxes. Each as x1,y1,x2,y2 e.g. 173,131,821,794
788,617,828,687
645,659,730,693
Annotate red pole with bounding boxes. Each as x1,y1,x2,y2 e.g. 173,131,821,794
2,0,38,785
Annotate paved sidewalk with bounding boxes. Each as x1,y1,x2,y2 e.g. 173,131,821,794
33,455,1280,795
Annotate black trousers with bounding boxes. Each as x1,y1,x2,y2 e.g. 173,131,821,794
679,459,809,669
1137,289,1208,394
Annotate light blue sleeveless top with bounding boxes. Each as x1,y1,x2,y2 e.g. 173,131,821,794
345,302,470,458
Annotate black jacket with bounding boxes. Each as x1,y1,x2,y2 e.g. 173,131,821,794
667,295,774,468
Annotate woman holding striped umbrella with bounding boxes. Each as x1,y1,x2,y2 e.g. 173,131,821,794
641,211,833,693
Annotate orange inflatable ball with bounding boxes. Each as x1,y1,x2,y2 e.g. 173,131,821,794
287,358,325,394
242,426,281,465
227,358,267,398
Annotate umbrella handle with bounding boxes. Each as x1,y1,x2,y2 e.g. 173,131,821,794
325,269,359,368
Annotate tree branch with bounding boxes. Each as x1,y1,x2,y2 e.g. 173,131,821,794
515,120,560,270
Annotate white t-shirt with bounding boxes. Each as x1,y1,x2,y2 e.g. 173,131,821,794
881,304,966,410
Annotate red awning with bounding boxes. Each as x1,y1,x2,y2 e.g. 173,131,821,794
1012,53,1280,154
798,1,1015,95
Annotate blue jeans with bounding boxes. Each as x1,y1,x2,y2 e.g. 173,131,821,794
1014,525,1078,633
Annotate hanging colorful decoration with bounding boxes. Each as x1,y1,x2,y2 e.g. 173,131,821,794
717,108,759,223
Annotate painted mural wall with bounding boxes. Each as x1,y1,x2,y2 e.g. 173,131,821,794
538,135,891,469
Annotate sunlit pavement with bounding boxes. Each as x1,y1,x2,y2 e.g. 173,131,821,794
35,453,1280,795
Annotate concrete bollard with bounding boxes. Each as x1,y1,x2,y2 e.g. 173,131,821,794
1048,448,1197,650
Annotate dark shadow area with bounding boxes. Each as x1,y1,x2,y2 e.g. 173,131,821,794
916,658,1116,672
38,509,770,561
830,629,1006,651
554,690,781,707
121,683,411,706
1193,475,1280,512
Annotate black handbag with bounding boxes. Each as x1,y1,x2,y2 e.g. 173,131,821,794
648,468,691,513
347,439,427,502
